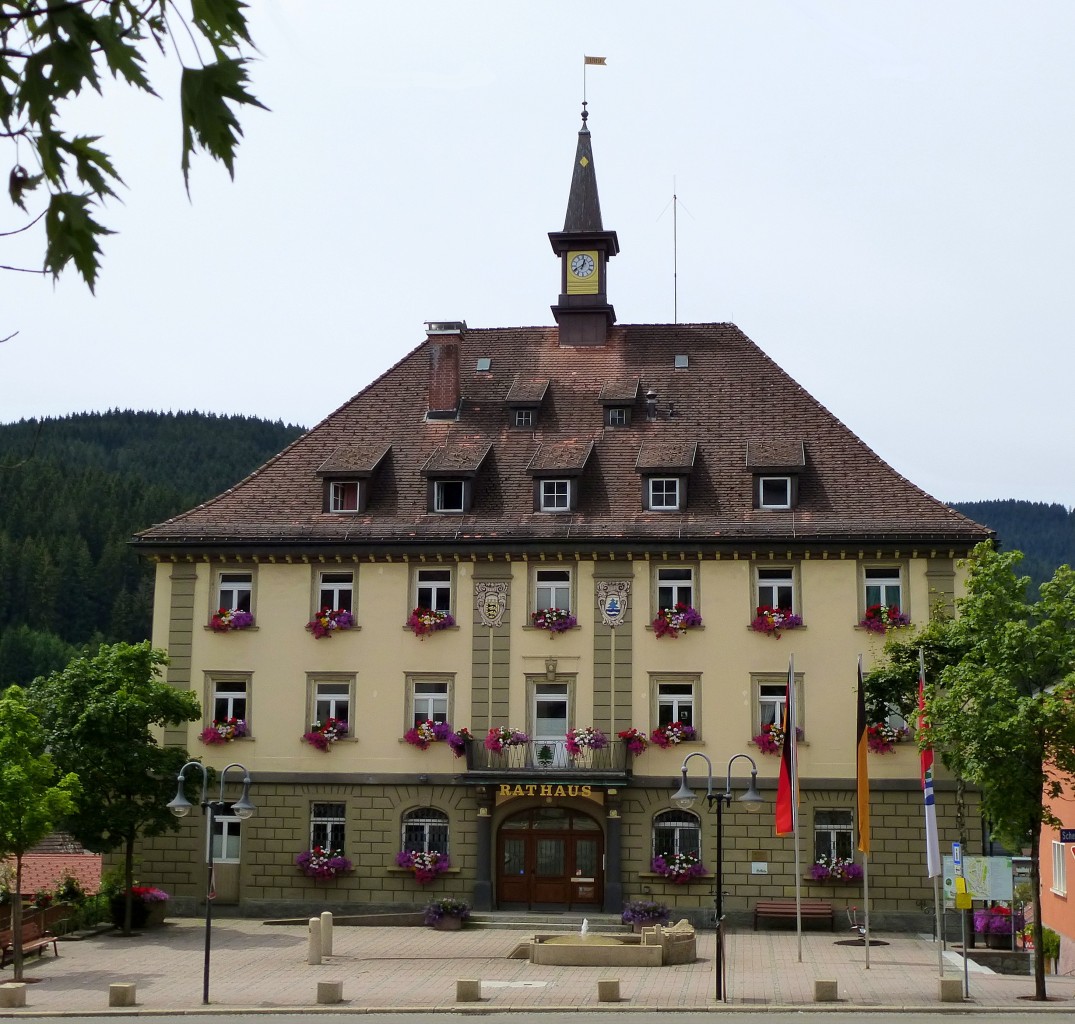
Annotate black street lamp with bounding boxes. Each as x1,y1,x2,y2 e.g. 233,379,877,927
671,750,763,1002
167,761,255,1005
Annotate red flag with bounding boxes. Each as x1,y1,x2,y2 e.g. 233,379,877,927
919,651,941,877
775,659,797,836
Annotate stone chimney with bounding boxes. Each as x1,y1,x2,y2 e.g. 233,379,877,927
426,321,465,419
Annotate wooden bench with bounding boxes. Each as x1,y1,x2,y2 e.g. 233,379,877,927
0,918,60,967
753,899,834,931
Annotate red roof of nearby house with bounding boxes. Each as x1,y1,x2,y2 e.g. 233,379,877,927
2,853,101,896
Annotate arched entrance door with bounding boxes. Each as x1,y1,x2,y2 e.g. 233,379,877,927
496,807,603,909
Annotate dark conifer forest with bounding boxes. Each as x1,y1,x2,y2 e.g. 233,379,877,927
0,413,1071,687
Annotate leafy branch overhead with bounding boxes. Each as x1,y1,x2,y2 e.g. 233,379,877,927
1,0,266,290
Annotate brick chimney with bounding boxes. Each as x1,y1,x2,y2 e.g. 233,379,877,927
426,321,465,419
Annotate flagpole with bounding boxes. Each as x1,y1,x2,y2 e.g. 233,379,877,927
919,648,945,977
862,854,870,968
934,872,944,976
791,654,802,962
856,654,872,968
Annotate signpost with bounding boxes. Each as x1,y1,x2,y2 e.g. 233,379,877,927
952,843,969,998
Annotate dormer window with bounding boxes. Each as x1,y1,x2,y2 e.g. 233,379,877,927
514,408,535,429
539,478,572,512
316,443,390,515
606,406,630,427
329,480,360,512
759,476,792,509
635,441,696,512
527,441,592,514
434,480,467,513
647,477,681,511
422,442,491,516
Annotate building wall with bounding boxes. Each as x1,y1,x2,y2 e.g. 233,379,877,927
1039,775,1075,973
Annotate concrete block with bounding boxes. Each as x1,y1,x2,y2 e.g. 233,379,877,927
939,977,964,1002
456,978,481,1002
597,979,621,1002
108,983,137,1007
0,983,27,1008
317,980,343,1004
814,979,838,1002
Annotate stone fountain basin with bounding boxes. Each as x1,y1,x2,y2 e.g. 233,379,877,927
525,932,663,967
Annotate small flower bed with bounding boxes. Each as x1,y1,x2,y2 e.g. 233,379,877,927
396,850,450,885
131,885,170,904
531,607,577,633
866,722,911,754
302,717,348,751
448,727,473,758
975,905,1019,935
651,853,707,884
296,847,352,879
305,608,355,638
565,726,608,756
210,608,254,632
809,855,862,883
408,607,455,637
750,605,803,638
618,727,649,756
752,722,803,754
405,719,454,750
424,897,470,925
860,604,911,633
484,726,529,752
622,899,670,926
200,717,248,744
652,603,702,638
651,721,696,748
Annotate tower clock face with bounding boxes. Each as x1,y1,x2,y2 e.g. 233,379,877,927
569,252,596,278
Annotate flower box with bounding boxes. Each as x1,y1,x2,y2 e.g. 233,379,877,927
305,608,355,638
531,607,577,633
565,726,608,758
651,853,706,884
397,850,450,885
652,603,702,638
617,727,649,756
866,722,911,754
752,723,803,754
210,608,254,632
750,605,803,638
859,604,911,633
809,857,862,883
200,717,248,744
651,721,695,748
302,717,348,751
296,847,352,879
408,607,455,637
622,899,670,928
484,726,529,753
424,897,470,929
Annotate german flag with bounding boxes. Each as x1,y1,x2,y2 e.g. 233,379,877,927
856,655,871,854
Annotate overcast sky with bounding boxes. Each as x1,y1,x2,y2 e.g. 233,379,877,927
2,2,1073,507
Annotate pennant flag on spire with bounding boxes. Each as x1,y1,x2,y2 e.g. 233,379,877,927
919,650,942,877
856,656,871,854
584,56,607,65
775,658,798,836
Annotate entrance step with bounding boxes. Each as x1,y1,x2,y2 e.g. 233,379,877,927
468,911,632,934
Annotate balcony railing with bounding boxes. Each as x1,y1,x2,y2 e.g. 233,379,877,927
465,739,628,774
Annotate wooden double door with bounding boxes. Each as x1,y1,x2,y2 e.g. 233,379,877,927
496,807,603,909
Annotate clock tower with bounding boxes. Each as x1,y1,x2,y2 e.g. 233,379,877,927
549,104,619,346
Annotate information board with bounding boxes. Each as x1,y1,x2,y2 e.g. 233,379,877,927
942,855,1013,902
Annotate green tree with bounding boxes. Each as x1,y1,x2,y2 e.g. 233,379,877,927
0,686,79,980
30,641,201,934
2,1,264,290
926,543,1075,1000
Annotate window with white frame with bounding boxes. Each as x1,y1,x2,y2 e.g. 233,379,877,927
402,807,449,854
534,568,572,612
217,571,252,612
656,679,695,729
758,682,786,732
814,809,853,863
757,566,794,611
751,673,804,737
313,680,351,724
211,678,248,723
412,679,450,726
656,566,694,611
759,476,792,509
532,681,570,741
864,567,902,611
648,477,681,511
416,568,452,613
433,479,466,512
606,406,629,427
1052,840,1067,896
652,809,701,859
329,480,360,512
540,479,571,512
514,408,535,428
318,570,353,612
310,802,346,852
210,813,242,863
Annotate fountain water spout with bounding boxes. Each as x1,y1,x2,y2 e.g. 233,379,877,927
580,918,589,937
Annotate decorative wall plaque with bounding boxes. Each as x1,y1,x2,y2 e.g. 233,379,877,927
597,580,631,627
475,581,508,627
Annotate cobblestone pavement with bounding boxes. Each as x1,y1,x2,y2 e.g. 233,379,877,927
1,918,1073,1014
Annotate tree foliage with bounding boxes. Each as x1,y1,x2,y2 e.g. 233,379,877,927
0,685,79,979
1,0,265,290
29,641,201,934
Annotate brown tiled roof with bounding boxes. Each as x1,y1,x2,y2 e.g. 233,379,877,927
598,379,640,403
421,443,492,476
315,443,391,477
745,440,806,470
636,441,698,473
505,378,550,406
526,441,595,476
134,323,991,550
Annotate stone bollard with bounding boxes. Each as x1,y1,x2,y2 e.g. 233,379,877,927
108,983,137,1007
320,911,333,957
317,980,344,1004
308,916,322,965
939,977,964,1002
597,979,621,1002
0,983,27,1008
456,978,481,1002
814,979,838,1002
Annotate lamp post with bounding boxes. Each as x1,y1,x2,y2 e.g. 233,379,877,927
167,761,255,1005
671,750,763,1002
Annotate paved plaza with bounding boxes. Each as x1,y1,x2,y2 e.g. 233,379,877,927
1,917,1074,1014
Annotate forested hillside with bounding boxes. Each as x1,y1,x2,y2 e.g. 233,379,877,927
951,500,1075,592
0,412,304,687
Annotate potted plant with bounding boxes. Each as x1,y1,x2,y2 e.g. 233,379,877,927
651,721,696,748
424,897,470,931
565,725,608,762
404,719,454,749
302,717,348,751
447,727,473,758
622,899,670,932
531,607,577,633
408,607,455,637
752,723,803,754
866,722,911,754
652,603,702,638
305,607,355,638
651,852,707,884
859,603,911,633
750,605,803,638
975,905,1017,949
210,608,254,632
199,717,248,744
484,726,529,753
396,850,450,885
296,847,353,880
109,885,170,928
618,727,649,756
